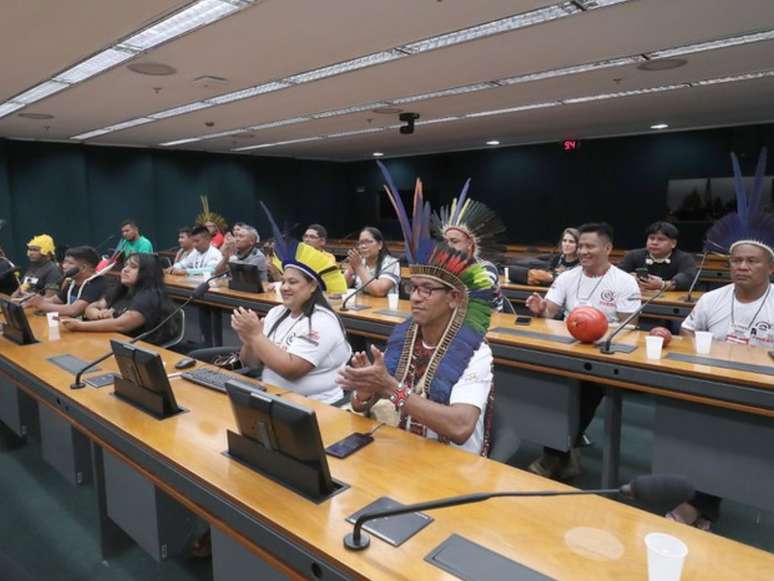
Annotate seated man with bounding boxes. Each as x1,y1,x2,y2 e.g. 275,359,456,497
669,239,773,529
25,246,107,317
619,221,697,291
117,218,154,259
169,225,222,274
526,222,640,478
215,225,268,291
337,165,495,456
13,234,63,298
302,224,336,263
172,226,194,266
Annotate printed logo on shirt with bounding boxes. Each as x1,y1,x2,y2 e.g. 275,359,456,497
600,289,616,306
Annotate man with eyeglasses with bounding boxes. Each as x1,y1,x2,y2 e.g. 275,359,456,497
668,240,774,530
302,224,336,263
337,163,497,456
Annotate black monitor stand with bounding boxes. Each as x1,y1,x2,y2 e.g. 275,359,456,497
226,430,347,503
114,377,184,419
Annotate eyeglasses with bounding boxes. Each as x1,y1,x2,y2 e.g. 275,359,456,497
405,282,449,299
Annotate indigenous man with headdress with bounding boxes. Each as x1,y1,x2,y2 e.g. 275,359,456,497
668,148,774,531
195,195,227,248
433,188,506,311
337,163,495,455
13,234,63,298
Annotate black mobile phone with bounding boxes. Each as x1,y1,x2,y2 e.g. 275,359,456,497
515,316,532,325
325,432,374,459
84,373,116,388
635,267,650,281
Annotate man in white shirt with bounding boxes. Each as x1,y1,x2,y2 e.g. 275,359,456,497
170,225,223,345
170,225,222,274
526,222,641,479
668,241,774,529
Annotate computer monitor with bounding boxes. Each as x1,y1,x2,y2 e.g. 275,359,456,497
110,340,180,418
0,298,37,345
228,262,264,293
225,381,341,501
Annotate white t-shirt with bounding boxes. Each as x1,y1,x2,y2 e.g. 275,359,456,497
545,264,641,322
173,245,222,270
260,305,351,404
422,342,493,455
355,258,400,291
682,284,774,349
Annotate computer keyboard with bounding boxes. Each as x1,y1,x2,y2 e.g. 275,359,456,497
181,367,266,394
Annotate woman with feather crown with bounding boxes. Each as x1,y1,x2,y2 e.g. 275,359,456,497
337,162,496,456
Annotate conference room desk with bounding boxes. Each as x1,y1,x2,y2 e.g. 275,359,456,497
0,317,772,579
164,275,774,503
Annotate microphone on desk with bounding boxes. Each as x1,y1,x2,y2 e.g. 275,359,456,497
598,287,667,354
70,271,228,389
340,277,377,311
682,248,708,303
343,474,693,550
94,233,117,253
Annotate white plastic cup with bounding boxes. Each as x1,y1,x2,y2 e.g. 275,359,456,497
645,532,688,581
274,282,283,299
646,336,664,360
503,267,510,281
693,331,713,355
387,292,399,311
46,312,60,327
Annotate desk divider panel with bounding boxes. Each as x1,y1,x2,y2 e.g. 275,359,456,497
0,374,38,439
39,403,92,486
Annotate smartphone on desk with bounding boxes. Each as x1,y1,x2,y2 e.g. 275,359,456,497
515,316,532,326
326,432,374,459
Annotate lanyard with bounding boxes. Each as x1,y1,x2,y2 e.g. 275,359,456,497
731,286,771,332
575,268,609,303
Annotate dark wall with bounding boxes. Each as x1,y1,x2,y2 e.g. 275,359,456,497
0,139,348,262
346,123,774,251
1,123,772,265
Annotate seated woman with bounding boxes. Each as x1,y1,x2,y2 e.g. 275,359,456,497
343,227,400,297
62,253,179,346
548,227,580,273
231,213,351,404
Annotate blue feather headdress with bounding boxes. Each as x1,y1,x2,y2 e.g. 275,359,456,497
706,147,774,259
376,161,494,407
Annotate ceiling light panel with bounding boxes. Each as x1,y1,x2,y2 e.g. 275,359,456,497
284,50,405,84
312,103,388,119
149,101,213,119
647,29,774,59
691,69,774,86
53,48,137,84
121,0,244,51
400,3,580,54
466,101,562,118
562,84,688,103
233,136,323,151
12,81,69,104
392,83,495,104
248,117,311,130
0,103,24,118
500,56,644,84
326,127,385,138
72,117,154,140
160,136,204,146
207,81,290,104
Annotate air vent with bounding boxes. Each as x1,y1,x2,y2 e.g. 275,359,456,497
637,58,687,72
127,62,177,76
192,75,229,88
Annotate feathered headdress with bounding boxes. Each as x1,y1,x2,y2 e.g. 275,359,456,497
259,202,346,294
27,234,56,257
195,195,228,232
376,161,494,408
706,147,774,259
431,187,505,259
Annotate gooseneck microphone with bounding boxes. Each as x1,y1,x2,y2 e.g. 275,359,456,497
599,287,667,354
343,474,693,550
341,277,377,311
683,247,709,303
70,271,228,389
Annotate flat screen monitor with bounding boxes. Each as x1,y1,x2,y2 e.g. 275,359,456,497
226,381,337,499
110,340,179,416
228,262,264,293
0,298,37,345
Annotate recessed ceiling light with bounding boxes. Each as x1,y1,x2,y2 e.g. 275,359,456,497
650,123,669,130
18,112,55,120
486,140,500,145
372,152,384,157
127,62,177,76
637,58,687,72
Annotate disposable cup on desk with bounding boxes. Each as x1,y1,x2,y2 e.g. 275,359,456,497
387,293,399,310
645,336,664,360
46,312,60,326
503,267,509,281
693,331,713,355
645,532,687,581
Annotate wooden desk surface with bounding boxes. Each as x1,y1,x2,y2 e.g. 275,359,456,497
1,317,772,579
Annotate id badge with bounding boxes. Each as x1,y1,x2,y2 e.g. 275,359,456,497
725,323,751,345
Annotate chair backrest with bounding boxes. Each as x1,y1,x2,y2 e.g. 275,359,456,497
488,389,521,464
160,309,185,349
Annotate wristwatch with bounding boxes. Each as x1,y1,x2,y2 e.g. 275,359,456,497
389,383,410,411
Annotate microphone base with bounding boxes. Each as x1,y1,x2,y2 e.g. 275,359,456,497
70,381,87,390
679,296,696,303
343,531,371,551
598,343,638,355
